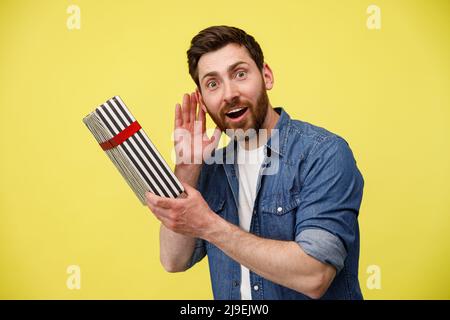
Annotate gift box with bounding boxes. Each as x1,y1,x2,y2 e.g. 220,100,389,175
83,96,184,204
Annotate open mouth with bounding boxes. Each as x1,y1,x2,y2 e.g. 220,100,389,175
225,107,248,119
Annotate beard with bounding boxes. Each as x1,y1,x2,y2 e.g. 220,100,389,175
206,80,269,135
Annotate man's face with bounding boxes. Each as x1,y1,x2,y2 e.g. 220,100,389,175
196,43,273,133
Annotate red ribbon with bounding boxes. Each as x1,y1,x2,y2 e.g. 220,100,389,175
100,121,141,151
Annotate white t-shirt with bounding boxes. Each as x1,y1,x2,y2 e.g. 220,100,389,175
236,141,265,300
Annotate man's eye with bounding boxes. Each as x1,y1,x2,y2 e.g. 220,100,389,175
236,71,247,78
207,81,217,89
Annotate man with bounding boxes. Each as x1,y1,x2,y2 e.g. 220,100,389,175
146,26,364,300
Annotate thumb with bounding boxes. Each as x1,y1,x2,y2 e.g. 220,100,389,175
180,181,197,196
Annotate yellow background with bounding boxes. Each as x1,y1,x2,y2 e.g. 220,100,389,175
0,0,449,299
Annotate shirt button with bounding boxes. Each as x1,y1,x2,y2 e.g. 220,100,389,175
277,207,282,213
253,285,259,291
233,280,239,287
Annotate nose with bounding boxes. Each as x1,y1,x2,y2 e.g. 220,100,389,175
223,80,240,107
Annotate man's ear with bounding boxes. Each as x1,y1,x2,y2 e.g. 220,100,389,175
195,87,207,113
262,63,274,91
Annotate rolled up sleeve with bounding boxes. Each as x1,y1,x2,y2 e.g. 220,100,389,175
296,228,347,272
295,136,364,273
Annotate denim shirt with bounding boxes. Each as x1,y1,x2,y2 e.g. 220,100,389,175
188,108,364,300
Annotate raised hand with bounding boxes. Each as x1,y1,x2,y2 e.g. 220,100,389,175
174,92,221,166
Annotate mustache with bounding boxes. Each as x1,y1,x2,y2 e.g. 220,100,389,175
222,99,251,114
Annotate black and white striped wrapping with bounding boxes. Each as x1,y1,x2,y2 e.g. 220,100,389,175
83,96,184,204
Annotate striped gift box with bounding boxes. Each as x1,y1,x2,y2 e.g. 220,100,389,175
83,96,184,204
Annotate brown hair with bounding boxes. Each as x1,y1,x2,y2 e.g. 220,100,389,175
187,25,265,89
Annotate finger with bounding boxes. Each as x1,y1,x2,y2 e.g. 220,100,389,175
145,197,161,215
194,112,203,138
198,106,206,134
182,93,190,125
147,204,177,225
190,92,197,123
146,201,161,217
180,181,197,197
174,103,182,129
145,191,172,209
196,90,207,133
196,93,202,119
145,191,159,207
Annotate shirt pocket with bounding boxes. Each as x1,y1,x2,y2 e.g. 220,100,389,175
259,193,300,241
260,193,301,216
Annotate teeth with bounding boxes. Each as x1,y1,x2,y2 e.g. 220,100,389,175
227,107,244,114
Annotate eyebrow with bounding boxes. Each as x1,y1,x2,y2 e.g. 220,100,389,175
200,61,249,83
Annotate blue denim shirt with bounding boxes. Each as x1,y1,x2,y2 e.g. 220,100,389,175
188,108,364,300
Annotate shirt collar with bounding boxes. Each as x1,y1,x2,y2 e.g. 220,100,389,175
265,107,290,158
